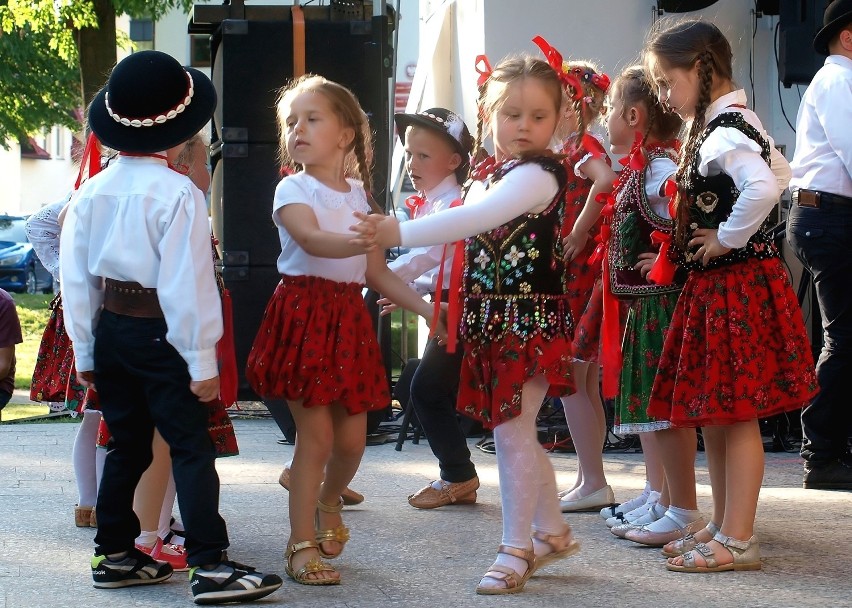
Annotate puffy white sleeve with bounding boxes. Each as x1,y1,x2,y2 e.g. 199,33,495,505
156,185,223,381
644,157,677,219
26,198,68,282
59,197,103,373
699,128,783,249
399,163,559,248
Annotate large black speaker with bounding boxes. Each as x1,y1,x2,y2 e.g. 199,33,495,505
779,0,831,87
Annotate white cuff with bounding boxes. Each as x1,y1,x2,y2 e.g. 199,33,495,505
181,347,220,382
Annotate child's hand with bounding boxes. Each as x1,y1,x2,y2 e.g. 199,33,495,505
430,303,449,345
376,296,399,316
77,370,96,390
688,228,731,266
634,251,657,282
191,377,220,402
562,231,589,262
350,212,401,250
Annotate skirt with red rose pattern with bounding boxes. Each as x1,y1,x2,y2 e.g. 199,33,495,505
647,257,818,427
245,275,389,414
457,333,574,430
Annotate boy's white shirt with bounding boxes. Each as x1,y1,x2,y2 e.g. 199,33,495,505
387,174,462,294
60,155,222,382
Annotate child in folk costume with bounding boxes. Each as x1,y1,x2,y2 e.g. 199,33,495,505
644,20,818,572
388,108,482,509
598,66,706,549
352,47,582,594
244,75,443,585
532,39,619,514
61,51,282,603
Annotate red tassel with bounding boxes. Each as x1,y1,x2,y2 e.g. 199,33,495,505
430,199,465,353
74,133,102,190
217,289,239,409
599,254,622,399
648,230,677,285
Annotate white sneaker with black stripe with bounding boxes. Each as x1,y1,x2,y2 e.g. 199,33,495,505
190,558,282,605
91,547,174,588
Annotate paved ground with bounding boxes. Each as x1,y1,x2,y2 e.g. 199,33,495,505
1,417,849,607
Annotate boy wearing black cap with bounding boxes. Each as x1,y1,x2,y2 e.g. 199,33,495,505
388,108,481,509
60,51,282,603
788,0,852,491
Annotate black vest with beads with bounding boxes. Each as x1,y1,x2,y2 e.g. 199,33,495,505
671,112,780,272
460,155,573,342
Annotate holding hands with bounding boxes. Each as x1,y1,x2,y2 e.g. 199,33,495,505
350,212,402,251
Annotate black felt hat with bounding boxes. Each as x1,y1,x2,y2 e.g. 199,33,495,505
814,0,852,55
88,51,217,153
394,108,474,183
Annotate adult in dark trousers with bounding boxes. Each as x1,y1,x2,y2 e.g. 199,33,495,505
0,288,22,415
787,0,852,491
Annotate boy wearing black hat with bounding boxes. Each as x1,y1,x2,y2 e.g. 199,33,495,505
60,51,282,603
388,108,481,509
788,0,852,491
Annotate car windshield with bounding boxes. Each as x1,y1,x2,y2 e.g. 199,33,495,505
0,218,28,243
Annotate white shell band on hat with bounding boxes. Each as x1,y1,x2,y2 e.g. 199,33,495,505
105,71,195,128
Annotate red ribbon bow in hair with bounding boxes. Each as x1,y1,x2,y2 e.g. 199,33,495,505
472,155,497,181
617,132,647,172
475,55,493,87
591,73,611,94
405,194,427,219
532,36,571,86
647,188,679,285
587,191,616,266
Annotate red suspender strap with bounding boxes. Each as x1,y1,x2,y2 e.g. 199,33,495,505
430,198,464,353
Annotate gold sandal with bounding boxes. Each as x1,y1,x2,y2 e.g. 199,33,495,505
475,545,536,595
284,540,340,585
532,526,580,574
315,499,350,559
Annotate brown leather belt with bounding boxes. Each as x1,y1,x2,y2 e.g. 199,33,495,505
103,279,164,318
793,188,852,208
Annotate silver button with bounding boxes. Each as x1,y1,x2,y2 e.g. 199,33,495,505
805,231,811,237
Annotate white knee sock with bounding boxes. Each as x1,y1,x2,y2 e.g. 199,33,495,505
158,473,177,540
73,412,101,506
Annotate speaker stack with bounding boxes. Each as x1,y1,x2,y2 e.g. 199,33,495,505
190,1,395,400
778,0,832,87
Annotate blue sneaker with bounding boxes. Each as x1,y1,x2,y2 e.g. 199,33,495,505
91,547,173,588
190,558,282,605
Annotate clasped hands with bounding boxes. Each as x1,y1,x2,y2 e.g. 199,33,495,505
350,211,401,251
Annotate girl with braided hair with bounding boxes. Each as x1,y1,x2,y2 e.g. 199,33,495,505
245,75,444,585
643,19,817,572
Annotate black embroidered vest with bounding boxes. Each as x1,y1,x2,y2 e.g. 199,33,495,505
608,147,684,297
671,112,780,271
460,156,573,342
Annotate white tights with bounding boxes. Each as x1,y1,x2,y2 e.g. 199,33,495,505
72,411,105,507
484,375,565,586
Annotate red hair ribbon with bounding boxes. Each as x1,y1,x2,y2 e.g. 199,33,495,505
591,73,611,94
475,55,493,87
430,198,465,353
532,35,576,91
563,74,585,101
647,193,679,285
405,194,427,219
587,191,615,266
617,132,647,172
74,133,103,190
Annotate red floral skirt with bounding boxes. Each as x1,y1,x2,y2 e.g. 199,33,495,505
571,279,603,363
96,398,239,458
245,275,389,414
457,333,574,430
648,257,818,427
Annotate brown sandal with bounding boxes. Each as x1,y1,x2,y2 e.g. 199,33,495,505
284,540,340,585
475,545,536,595
315,499,350,559
532,526,580,573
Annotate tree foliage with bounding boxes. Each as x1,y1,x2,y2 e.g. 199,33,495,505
0,0,195,148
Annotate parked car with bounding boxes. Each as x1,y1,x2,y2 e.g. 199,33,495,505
0,216,54,294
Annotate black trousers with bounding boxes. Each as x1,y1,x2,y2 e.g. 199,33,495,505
409,335,476,482
92,311,229,566
788,201,852,464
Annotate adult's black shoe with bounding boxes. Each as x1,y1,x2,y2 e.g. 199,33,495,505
803,459,852,491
